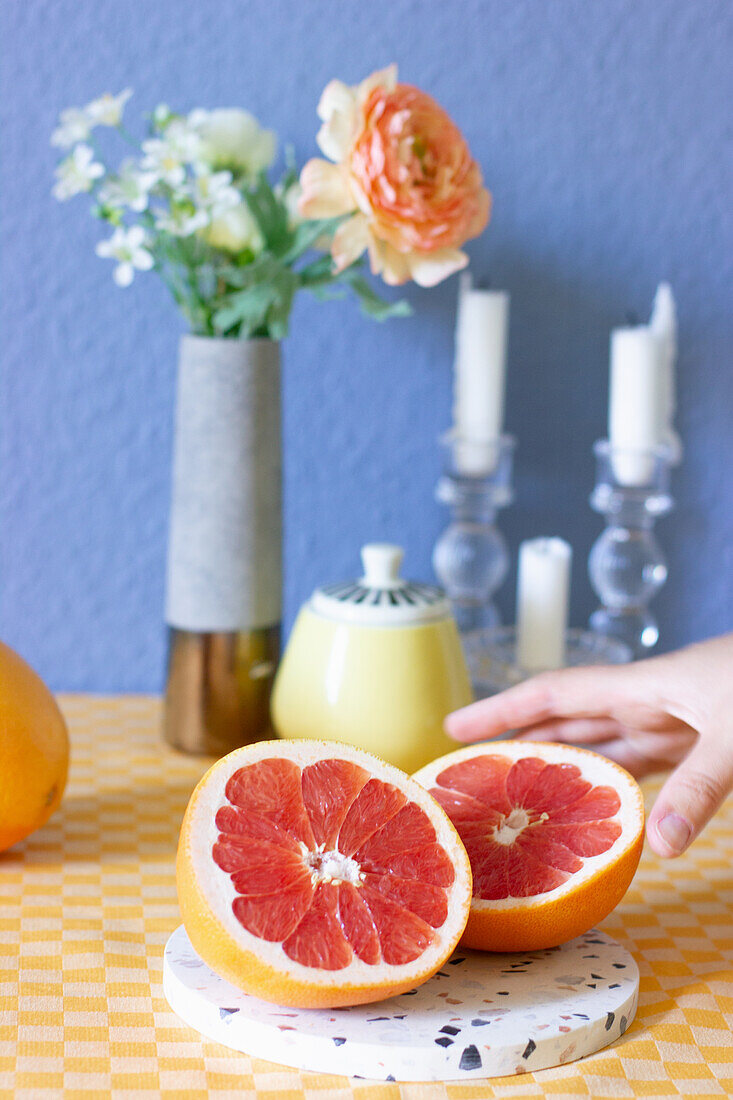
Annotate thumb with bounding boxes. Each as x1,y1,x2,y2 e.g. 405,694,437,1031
646,734,733,857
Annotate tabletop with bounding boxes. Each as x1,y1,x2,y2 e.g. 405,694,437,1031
1,696,731,1100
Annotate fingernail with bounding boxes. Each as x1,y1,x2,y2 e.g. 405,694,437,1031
655,812,691,854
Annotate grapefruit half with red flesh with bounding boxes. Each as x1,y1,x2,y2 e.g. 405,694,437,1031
177,740,472,1008
413,741,644,952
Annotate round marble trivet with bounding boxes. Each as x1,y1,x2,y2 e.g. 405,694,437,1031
163,925,638,1081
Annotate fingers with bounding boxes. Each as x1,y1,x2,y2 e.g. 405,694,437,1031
445,665,635,743
646,735,733,857
516,723,672,781
514,717,625,744
584,739,664,780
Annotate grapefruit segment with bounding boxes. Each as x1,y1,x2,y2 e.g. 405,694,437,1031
414,741,644,952
353,801,456,888
301,758,370,847
551,786,621,822
230,856,311,898
359,888,435,966
430,786,502,836
515,831,583,873
214,804,301,851
213,836,307,889
337,778,407,856
542,819,622,856
437,754,513,813
468,841,568,900
177,740,472,1008
516,762,592,813
356,801,437,861
225,759,315,847
283,883,352,970
362,872,448,928
232,885,313,941
370,843,456,887
503,755,548,807
337,882,381,965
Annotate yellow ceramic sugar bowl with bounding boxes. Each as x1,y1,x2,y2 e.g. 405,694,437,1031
271,543,473,773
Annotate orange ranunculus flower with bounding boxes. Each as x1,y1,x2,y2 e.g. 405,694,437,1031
299,65,490,287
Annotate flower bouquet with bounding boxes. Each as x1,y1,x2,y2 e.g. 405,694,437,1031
52,90,411,335
51,66,490,753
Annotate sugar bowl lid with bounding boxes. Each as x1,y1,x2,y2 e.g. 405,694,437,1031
310,543,451,626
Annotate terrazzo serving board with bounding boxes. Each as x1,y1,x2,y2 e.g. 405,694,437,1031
164,925,638,1081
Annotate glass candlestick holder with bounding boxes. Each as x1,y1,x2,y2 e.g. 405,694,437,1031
463,625,632,700
588,439,674,657
433,433,515,633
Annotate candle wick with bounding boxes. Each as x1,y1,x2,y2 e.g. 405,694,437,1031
625,310,640,326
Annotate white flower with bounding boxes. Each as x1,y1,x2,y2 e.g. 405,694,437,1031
52,144,104,200
203,202,263,253
152,103,173,130
189,108,276,177
95,225,154,286
190,169,240,217
98,159,157,212
86,88,133,127
141,119,202,187
155,204,210,237
51,107,92,149
51,89,132,149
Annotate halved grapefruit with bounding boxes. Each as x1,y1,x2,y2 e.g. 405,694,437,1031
413,741,644,953
177,740,472,1008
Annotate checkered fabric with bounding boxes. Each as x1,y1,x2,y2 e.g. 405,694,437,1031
0,695,731,1099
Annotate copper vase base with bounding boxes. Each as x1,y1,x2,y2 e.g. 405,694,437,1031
163,625,280,757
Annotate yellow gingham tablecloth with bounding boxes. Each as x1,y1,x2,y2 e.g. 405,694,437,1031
1,696,731,1099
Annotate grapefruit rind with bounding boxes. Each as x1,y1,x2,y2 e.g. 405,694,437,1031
0,640,69,853
177,740,472,1008
413,741,644,953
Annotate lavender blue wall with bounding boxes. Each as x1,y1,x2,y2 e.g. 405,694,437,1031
1,0,731,691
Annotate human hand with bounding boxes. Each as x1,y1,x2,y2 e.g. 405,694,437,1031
445,634,733,858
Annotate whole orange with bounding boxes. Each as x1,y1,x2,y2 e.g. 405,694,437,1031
0,641,69,852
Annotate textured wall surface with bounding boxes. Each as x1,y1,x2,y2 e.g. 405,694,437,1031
1,0,731,691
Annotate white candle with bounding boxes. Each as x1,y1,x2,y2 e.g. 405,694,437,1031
608,327,665,486
453,274,509,475
649,282,681,462
516,538,572,672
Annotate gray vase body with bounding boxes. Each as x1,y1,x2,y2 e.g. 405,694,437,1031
163,335,281,755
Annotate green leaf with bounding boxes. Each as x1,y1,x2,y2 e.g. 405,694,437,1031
212,283,279,336
211,257,299,338
308,284,348,302
296,253,336,287
215,252,283,291
263,265,298,339
240,173,291,256
340,270,412,321
281,216,343,264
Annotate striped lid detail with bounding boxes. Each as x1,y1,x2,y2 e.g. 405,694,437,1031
310,544,452,626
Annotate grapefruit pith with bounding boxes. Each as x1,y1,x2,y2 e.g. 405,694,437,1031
177,740,472,1008
413,741,644,952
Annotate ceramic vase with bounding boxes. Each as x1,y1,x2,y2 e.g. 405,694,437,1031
163,335,281,755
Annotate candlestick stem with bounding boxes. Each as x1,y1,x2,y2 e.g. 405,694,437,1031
433,434,515,634
588,439,673,657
